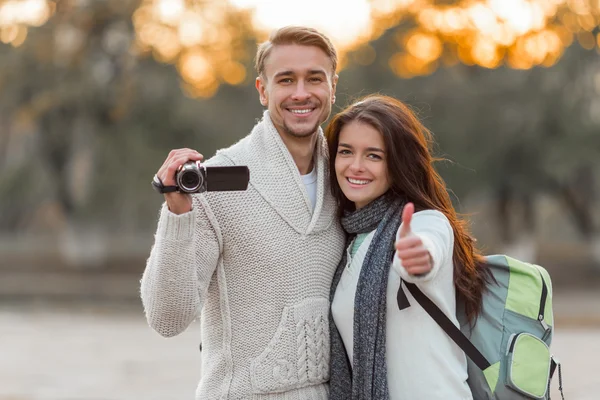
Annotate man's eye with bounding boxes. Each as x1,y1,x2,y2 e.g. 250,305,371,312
279,78,292,83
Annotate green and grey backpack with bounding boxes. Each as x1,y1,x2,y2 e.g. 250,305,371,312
399,254,564,399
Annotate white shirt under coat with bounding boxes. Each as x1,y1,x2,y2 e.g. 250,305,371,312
331,209,473,400
301,167,318,211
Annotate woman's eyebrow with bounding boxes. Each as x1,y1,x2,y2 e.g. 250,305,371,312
338,143,385,153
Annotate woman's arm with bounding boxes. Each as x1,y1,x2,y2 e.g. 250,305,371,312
392,209,454,284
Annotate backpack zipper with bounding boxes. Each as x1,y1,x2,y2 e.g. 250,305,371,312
537,270,551,341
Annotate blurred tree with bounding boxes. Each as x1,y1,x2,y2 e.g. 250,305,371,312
338,33,600,263
127,0,600,96
0,0,598,270
0,0,262,237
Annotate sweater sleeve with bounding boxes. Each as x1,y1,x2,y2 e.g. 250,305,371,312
140,194,221,337
392,209,453,284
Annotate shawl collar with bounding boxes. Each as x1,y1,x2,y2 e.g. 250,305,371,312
216,111,336,235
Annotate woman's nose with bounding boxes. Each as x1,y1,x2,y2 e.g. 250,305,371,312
349,157,364,172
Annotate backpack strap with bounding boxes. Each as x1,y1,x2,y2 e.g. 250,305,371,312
548,357,565,400
400,280,491,371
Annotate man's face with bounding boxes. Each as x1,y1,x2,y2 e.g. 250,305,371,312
256,44,338,139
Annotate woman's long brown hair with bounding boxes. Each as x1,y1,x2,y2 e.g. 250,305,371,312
325,94,490,324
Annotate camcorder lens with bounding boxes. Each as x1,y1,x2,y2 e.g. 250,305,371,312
180,170,200,191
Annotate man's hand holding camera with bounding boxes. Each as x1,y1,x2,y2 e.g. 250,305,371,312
153,148,250,215
156,148,204,215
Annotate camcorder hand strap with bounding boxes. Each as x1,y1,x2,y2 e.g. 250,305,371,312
152,175,179,194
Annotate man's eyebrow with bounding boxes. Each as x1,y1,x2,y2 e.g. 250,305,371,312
273,70,294,79
273,69,328,79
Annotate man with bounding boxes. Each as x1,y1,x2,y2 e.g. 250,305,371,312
141,26,346,399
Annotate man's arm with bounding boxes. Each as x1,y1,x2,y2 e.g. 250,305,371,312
140,192,221,338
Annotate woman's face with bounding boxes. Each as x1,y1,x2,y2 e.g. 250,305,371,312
335,120,390,209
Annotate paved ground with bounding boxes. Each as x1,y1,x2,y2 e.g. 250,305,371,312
0,302,597,400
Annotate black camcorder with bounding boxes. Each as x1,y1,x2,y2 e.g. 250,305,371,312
176,161,250,194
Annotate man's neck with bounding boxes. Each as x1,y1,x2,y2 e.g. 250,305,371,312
278,131,318,175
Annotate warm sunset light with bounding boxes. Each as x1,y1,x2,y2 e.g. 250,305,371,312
230,0,374,49
3,0,600,97
133,0,600,94
0,0,53,46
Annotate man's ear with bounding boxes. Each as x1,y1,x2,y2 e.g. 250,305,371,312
331,74,339,104
256,76,268,106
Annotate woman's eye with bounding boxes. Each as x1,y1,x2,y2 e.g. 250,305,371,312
337,149,351,155
368,154,383,160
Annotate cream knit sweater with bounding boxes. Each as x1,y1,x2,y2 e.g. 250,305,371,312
141,111,345,400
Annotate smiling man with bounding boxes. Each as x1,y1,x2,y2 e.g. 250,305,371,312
141,26,346,399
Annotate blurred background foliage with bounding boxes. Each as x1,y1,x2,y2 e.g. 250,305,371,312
1,5,598,399
0,0,599,277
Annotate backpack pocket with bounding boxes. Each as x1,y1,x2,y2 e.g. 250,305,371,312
505,332,551,399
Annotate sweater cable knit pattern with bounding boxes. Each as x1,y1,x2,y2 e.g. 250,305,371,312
141,111,345,400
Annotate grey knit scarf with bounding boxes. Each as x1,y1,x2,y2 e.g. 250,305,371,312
329,193,405,400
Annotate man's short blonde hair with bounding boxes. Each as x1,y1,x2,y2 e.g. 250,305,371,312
255,26,338,79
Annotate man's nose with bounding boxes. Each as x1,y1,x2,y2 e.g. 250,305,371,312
291,81,310,101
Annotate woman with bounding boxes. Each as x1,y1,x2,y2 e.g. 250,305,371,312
326,95,490,400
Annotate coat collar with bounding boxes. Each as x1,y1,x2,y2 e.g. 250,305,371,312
218,111,337,235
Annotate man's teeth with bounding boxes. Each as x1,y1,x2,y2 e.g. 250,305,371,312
290,109,312,114
348,178,370,185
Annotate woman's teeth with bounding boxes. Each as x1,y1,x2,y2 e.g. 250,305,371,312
348,178,370,185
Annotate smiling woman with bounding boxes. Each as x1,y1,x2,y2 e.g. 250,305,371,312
334,121,390,210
